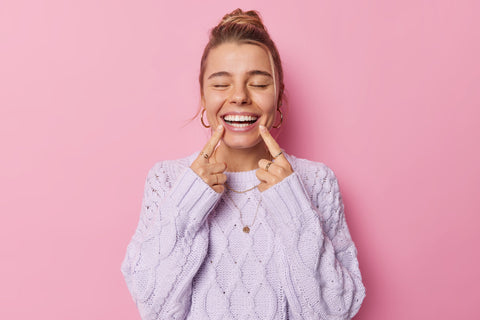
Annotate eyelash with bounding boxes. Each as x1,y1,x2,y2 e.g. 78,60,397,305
212,84,268,88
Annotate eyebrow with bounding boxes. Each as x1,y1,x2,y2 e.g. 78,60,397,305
207,70,273,79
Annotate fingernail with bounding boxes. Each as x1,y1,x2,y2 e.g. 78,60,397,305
217,125,223,131
259,125,266,132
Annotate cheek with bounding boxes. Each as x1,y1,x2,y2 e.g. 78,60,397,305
204,93,227,120
256,94,276,115
261,98,277,127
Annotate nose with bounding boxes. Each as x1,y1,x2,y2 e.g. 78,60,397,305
229,85,250,105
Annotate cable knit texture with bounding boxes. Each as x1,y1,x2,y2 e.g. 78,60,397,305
121,152,365,319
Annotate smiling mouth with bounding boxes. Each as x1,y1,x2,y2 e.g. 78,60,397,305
223,115,259,128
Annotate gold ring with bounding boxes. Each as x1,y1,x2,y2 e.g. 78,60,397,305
200,151,209,159
265,162,273,172
273,151,283,158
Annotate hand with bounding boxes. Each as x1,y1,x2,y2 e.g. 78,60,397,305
256,125,293,192
190,125,227,193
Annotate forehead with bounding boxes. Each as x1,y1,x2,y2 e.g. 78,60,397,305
204,42,272,76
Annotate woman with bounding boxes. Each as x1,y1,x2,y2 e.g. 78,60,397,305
122,9,365,320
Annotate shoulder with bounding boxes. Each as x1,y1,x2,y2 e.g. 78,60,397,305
285,153,338,187
145,152,198,187
285,152,344,223
149,152,197,173
285,152,341,203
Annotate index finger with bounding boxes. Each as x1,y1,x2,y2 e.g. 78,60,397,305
199,125,224,161
259,125,287,162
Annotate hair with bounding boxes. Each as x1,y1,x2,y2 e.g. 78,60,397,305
199,9,285,109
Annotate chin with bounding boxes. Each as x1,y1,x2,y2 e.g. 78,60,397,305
222,133,262,150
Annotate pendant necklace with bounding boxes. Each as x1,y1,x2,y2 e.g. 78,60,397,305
214,147,263,233
224,186,261,234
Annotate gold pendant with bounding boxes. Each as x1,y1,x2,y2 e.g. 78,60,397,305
243,226,250,233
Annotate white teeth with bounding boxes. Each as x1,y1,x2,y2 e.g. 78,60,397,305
230,123,251,128
223,115,258,122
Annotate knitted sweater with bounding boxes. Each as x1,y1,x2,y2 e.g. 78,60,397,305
121,152,365,320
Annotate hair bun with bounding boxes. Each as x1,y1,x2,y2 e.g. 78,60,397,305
200,8,285,109
220,9,266,30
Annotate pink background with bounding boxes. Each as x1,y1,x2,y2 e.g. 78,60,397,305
1,0,479,319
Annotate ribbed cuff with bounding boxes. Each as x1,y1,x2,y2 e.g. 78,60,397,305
261,172,315,230
169,168,221,232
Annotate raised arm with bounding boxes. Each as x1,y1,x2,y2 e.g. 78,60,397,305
121,126,226,319
121,163,220,319
256,126,365,319
262,167,365,319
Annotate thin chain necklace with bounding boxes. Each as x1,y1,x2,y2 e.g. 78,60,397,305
212,146,264,233
215,150,261,193
224,190,261,234
225,183,259,193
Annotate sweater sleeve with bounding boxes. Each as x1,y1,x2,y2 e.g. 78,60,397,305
261,166,365,320
121,161,222,320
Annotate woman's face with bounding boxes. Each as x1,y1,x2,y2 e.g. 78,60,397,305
201,42,277,150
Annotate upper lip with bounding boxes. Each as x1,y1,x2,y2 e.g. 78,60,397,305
221,112,260,119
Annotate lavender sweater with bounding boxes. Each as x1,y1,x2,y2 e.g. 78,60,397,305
121,152,365,319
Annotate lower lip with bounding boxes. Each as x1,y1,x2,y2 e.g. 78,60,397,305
222,119,259,132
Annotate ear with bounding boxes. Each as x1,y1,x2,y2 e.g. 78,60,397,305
201,95,206,108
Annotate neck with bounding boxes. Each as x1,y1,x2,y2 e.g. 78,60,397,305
214,142,271,172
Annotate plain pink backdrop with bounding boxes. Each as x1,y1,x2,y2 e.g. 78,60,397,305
1,0,479,319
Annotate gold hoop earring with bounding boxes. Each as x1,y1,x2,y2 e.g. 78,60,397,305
273,108,283,128
201,108,210,128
